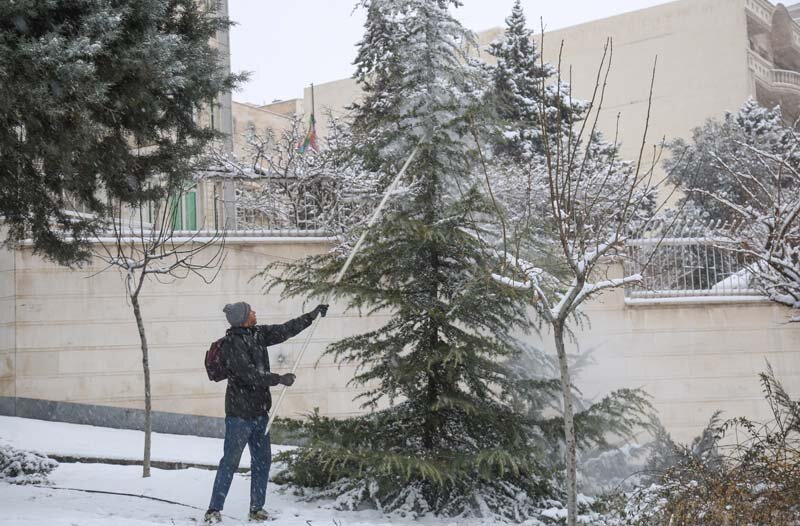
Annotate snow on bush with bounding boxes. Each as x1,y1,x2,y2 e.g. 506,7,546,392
287,474,618,525
600,366,800,526
0,443,58,485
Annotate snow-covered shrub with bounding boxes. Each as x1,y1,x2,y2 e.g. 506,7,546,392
0,443,58,485
274,401,643,524
273,401,555,521
234,112,378,234
601,366,800,525
578,444,649,496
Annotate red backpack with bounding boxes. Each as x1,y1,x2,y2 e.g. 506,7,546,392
205,337,228,382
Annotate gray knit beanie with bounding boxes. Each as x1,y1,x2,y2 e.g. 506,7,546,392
223,301,251,327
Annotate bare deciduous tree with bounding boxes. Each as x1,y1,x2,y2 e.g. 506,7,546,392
93,195,226,477
212,113,379,234
487,39,677,525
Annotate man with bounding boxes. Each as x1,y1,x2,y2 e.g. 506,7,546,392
205,301,328,524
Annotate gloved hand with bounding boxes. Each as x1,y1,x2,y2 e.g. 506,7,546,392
278,373,296,387
312,304,329,318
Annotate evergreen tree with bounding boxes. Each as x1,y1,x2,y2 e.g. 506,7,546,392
666,98,800,223
264,0,558,518
265,2,652,520
0,0,244,265
487,0,586,161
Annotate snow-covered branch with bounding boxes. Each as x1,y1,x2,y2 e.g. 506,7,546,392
228,112,383,237
92,196,227,298
668,100,800,317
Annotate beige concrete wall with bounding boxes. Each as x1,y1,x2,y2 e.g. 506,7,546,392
0,236,15,400
262,99,303,118
552,285,800,442
4,237,798,442
536,0,752,169
7,238,385,421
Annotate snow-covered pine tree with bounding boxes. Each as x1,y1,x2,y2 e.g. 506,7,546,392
263,0,557,519
487,0,586,161
666,98,800,222
0,0,243,265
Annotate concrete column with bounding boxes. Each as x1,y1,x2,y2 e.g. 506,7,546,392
216,0,236,229
0,228,17,415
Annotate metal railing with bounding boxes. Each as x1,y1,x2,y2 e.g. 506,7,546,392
623,220,764,302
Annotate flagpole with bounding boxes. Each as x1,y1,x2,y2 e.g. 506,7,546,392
311,82,315,119
297,83,319,154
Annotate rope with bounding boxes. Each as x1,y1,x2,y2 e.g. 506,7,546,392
35,485,246,521
266,142,422,434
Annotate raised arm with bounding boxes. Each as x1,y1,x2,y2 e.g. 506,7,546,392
255,305,328,346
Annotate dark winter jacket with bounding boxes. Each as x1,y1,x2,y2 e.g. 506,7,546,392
222,313,314,418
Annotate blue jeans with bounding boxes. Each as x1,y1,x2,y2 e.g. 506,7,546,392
209,416,271,511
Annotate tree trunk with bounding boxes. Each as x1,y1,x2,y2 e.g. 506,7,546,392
553,321,578,526
131,295,152,478
423,239,441,452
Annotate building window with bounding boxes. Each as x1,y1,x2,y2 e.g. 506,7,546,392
171,189,198,231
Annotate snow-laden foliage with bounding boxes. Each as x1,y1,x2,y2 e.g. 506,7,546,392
0,0,245,265
261,3,656,522
667,100,800,316
483,28,663,525
349,0,484,182
274,402,554,521
602,367,800,525
233,113,381,238
485,133,657,305
0,444,58,485
274,404,629,524
666,98,800,222
486,0,587,162
578,444,649,497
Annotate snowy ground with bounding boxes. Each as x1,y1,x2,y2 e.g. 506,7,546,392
0,417,479,525
0,415,288,468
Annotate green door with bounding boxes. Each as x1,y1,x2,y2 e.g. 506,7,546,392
184,192,197,230
170,191,197,231
171,196,182,231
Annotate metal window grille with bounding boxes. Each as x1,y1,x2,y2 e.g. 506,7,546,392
623,220,764,300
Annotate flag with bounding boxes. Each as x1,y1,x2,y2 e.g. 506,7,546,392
297,113,319,154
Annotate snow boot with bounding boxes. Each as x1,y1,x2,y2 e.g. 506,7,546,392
204,509,222,524
248,508,272,522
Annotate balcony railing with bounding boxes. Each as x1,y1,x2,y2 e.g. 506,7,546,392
623,221,765,303
745,0,800,50
749,49,800,91
771,68,800,88
745,0,774,28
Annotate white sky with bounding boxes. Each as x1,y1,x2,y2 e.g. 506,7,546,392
229,0,671,105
